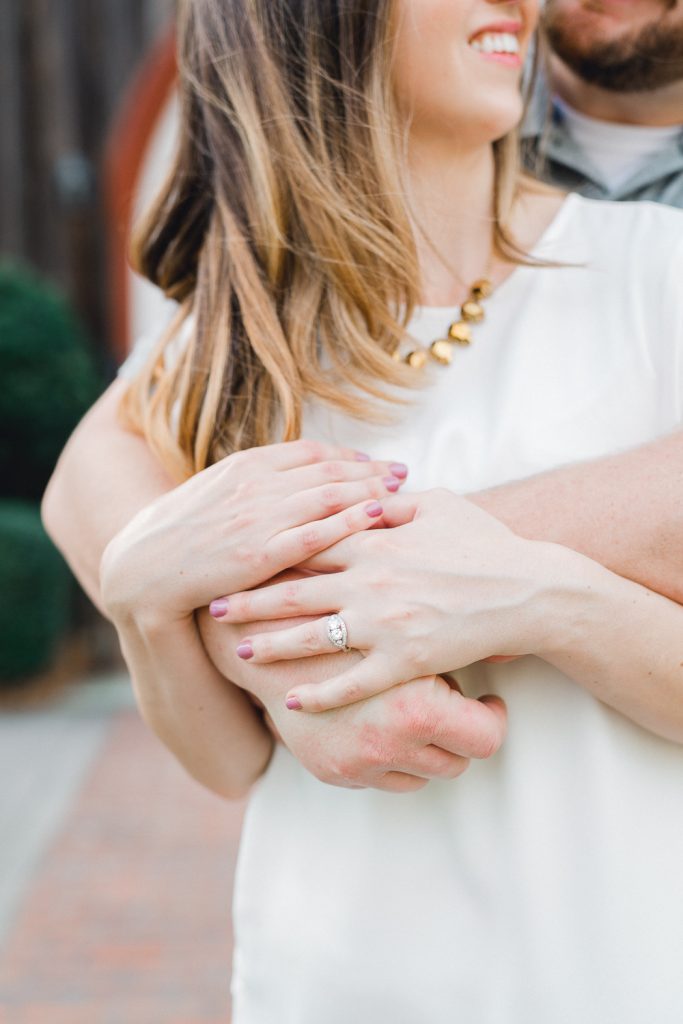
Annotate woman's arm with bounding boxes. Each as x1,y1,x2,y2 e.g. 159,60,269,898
115,610,273,799
42,381,175,614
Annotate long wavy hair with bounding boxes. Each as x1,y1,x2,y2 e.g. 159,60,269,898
124,0,531,480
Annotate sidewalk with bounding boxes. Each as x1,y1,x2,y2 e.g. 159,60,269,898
0,674,246,1023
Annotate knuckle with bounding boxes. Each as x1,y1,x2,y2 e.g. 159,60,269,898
298,440,324,463
235,543,269,572
309,695,328,713
368,565,400,593
299,526,321,554
405,639,430,675
311,763,336,786
322,460,344,481
320,486,343,512
332,757,363,786
343,507,360,530
282,582,302,610
231,510,256,532
342,681,363,703
358,724,390,768
302,627,320,653
257,635,274,660
396,697,438,740
232,595,252,619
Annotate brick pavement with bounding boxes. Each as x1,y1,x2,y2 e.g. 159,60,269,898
0,709,246,1024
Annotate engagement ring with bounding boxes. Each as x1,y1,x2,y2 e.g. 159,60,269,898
326,613,350,652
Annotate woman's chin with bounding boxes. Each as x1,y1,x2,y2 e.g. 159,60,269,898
448,98,524,149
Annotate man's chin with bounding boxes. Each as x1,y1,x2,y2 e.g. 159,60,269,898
542,8,683,92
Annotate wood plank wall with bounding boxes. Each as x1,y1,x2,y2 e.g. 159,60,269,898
0,0,174,364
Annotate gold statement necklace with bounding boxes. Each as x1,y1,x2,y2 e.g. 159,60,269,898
397,277,493,368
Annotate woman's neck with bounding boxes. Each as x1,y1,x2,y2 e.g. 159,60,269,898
405,140,496,307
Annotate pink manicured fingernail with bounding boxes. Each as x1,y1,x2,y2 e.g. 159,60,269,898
389,462,408,479
383,476,400,493
209,599,229,619
365,501,383,518
236,642,254,660
355,451,371,461
286,697,303,711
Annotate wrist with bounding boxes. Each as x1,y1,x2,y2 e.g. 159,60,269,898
523,540,608,657
100,532,191,635
110,590,196,643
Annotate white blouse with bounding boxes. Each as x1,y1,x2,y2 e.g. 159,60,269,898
229,195,683,1023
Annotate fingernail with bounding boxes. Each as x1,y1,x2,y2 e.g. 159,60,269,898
383,476,400,493
286,696,303,711
355,451,371,461
365,501,383,518
209,599,229,619
389,463,408,479
236,642,254,660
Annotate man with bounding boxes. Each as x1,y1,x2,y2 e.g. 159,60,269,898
526,0,683,204
43,6,683,791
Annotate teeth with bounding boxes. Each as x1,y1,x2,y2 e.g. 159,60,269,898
470,32,520,55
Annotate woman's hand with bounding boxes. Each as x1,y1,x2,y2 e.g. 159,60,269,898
213,489,561,711
99,439,408,630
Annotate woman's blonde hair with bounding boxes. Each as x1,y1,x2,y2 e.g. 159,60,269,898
124,0,529,480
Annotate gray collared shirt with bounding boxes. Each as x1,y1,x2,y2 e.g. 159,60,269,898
522,77,683,207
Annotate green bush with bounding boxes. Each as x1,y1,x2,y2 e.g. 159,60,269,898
0,502,72,682
0,264,101,501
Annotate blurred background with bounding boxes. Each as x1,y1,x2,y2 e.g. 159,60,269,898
1,0,179,683
0,4,244,1021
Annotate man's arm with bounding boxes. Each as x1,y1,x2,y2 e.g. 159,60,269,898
471,432,683,604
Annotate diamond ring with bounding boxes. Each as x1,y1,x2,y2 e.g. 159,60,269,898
326,613,350,652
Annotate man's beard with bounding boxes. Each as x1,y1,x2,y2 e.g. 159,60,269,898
542,3,683,92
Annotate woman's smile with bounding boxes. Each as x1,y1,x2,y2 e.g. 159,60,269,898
469,21,524,68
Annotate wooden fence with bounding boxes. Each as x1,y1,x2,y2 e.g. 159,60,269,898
0,0,175,365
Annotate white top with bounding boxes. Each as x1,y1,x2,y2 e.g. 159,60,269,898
229,195,683,1024
555,97,682,190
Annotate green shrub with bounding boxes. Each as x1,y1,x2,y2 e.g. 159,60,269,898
0,264,101,501
0,502,72,683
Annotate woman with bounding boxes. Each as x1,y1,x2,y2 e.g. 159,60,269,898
99,0,683,1020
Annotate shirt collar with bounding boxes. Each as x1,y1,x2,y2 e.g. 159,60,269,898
522,72,683,197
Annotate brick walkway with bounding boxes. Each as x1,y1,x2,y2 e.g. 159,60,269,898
0,692,246,1024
